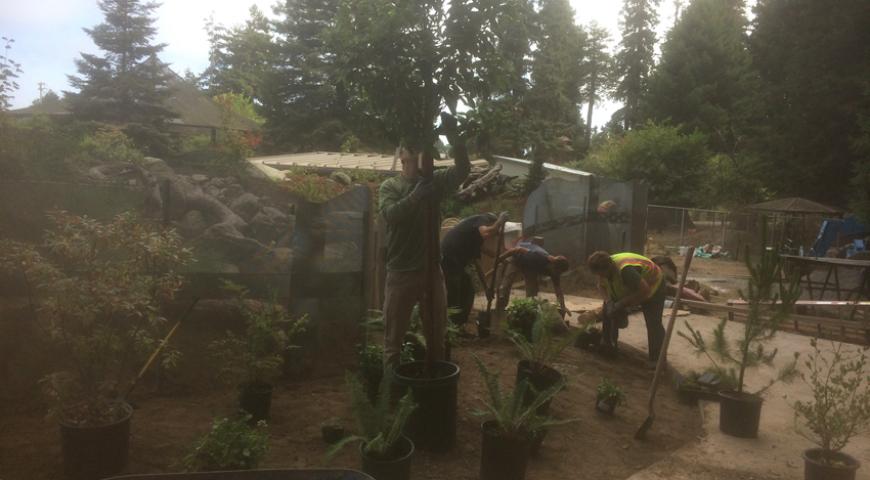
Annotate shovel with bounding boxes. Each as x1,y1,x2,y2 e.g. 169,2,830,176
635,247,695,440
477,220,505,338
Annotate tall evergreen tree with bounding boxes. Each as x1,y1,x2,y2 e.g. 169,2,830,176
614,0,659,130
201,6,274,101
527,0,585,165
647,0,755,155
750,0,870,206
67,0,173,126
580,23,613,151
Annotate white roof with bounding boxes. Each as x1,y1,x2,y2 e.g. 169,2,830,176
249,151,487,174
492,155,593,177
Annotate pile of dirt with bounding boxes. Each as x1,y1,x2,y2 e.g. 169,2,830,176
0,333,701,480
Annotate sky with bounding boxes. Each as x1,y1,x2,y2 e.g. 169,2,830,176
0,0,685,128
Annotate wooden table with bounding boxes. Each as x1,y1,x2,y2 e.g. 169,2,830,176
781,255,870,321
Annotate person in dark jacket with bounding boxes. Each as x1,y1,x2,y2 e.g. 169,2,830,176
496,239,572,319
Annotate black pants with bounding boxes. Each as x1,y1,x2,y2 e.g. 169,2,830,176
603,284,666,361
443,265,475,326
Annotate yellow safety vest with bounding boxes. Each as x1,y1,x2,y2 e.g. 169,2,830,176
604,253,663,302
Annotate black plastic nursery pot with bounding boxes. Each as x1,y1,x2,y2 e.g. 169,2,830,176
718,390,763,438
480,420,532,480
803,448,861,480
574,330,601,350
515,360,563,414
359,435,414,480
238,381,273,423
595,395,619,415
393,361,460,452
106,469,376,479
60,402,133,480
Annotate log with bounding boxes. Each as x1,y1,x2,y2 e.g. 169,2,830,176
457,164,502,200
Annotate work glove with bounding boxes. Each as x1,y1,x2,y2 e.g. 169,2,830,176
408,178,434,203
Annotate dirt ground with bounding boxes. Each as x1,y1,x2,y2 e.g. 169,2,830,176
0,332,701,480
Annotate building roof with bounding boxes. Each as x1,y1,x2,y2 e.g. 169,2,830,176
250,151,488,176
492,155,593,177
746,197,842,215
9,71,259,131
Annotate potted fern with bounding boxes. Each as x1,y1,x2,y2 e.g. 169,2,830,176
506,297,540,340
473,356,575,480
328,373,417,480
210,282,307,422
182,415,269,471
679,244,800,438
792,338,869,480
0,210,191,480
595,378,627,415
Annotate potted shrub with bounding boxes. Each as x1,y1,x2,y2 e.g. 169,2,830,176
679,242,801,438
210,282,307,422
182,415,269,471
505,297,540,340
0,210,191,480
595,378,626,415
328,373,417,480
473,356,575,480
792,338,870,480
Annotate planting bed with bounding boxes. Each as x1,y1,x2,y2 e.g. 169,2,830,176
0,333,701,480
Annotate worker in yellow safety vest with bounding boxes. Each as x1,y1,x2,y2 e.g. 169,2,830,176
586,251,665,364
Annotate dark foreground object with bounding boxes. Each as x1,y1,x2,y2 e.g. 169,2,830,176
61,402,133,480
479,420,531,480
393,360,460,452
360,435,414,480
803,448,860,480
718,390,763,438
106,469,375,479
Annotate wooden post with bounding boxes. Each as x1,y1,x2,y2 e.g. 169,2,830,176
421,151,439,373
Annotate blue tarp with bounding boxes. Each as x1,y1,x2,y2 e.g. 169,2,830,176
810,216,868,257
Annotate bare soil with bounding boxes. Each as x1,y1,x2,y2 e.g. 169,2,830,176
0,332,701,480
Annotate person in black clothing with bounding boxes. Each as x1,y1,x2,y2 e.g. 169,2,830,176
440,212,509,327
496,239,572,320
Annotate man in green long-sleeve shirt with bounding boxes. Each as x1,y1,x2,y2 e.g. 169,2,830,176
379,124,470,367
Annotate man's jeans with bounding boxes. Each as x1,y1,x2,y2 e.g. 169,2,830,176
383,268,448,367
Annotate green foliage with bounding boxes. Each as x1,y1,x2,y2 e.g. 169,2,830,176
596,377,627,406
0,36,22,111
210,282,307,386
581,23,615,151
281,171,349,203
508,300,577,368
0,210,192,425
472,355,575,436
327,372,416,459
202,6,274,102
578,122,711,207
506,297,542,333
78,126,145,164
679,236,801,394
614,0,660,130
792,338,870,455
183,415,269,472
0,116,91,179
67,0,174,128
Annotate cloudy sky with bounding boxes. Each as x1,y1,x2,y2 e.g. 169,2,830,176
1,0,683,127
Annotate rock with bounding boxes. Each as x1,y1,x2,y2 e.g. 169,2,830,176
127,179,138,187
140,157,174,176
223,184,244,201
177,210,208,235
191,174,209,184
229,193,261,221
261,206,288,223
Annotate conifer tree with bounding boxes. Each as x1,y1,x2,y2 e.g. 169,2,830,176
614,0,659,130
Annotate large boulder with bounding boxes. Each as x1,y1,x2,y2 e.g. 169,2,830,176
230,193,262,221
177,210,208,235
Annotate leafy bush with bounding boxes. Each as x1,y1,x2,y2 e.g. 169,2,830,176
0,116,90,179
282,171,349,203
473,356,575,436
679,239,801,394
0,210,192,425
596,378,626,406
79,126,144,164
508,300,576,368
210,282,307,387
183,415,269,471
327,372,416,459
576,121,711,207
506,297,541,335
792,338,870,457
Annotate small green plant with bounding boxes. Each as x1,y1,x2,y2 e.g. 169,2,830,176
596,378,626,406
183,415,269,471
0,210,192,426
327,372,416,459
78,126,144,164
210,282,307,387
792,338,870,462
679,240,801,394
283,171,349,203
473,356,575,436
506,297,542,336
508,300,577,369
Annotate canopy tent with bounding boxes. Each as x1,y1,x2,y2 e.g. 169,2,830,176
745,197,844,255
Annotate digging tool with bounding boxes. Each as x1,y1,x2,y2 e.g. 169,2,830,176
477,219,506,338
123,297,199,400
635,247,695,440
